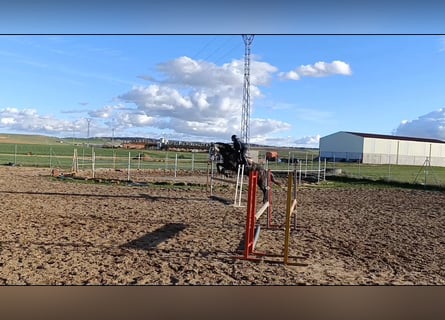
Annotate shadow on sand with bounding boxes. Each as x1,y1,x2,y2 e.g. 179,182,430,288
120,223,187,251
209,195,233,205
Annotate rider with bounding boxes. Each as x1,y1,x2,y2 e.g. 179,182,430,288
231,134,248,167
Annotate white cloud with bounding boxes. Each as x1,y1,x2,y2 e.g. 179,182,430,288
115,111,156,128
1,117,16,125
0,55,305,145
0,107,122,137
157,56,241,88
394,108,445,140
250,134,320,148
156,56,277,88
280,70,300,80
88,104,124,119
280,60,352,80
120,85,193,116
118,56,283,141
251,118,291,136
294,135,320,148
0,107,76,134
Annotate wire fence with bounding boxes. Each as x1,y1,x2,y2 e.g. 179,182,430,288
325,159,445,187
0,147,210,179
2,145,445,187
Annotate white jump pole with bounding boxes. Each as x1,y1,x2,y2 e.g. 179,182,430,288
299,160,302,185
174,153,178,178
92,148,96,179
210,160,214,195
234,165,244,207
210,161,245,207
127,152,131,181
324,158,327,181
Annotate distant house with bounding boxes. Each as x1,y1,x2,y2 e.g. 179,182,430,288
122,142,146,150
319,131,445,166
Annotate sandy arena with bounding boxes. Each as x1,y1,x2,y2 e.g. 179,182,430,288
0,166,443,285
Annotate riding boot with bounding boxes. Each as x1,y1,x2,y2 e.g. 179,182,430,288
238,156,244,168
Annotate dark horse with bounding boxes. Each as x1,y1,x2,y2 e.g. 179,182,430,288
209,142,277,203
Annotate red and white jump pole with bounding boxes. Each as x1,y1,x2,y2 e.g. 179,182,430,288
235,169,273,261
234,169,305,265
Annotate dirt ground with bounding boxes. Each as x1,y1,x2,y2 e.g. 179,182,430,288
0,166,444,285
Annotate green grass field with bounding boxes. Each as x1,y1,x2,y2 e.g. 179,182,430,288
328,162,445,186
0,142,212,170
0,133,318,171
1,133,444,187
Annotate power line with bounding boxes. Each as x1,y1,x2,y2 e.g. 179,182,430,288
202,36,234,62
191,36,218,60
213,41,243,64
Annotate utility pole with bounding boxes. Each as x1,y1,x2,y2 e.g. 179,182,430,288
111,117,116,145
86,118,91,139
241,35,254,148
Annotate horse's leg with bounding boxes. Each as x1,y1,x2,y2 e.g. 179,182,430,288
270,172,280,186
257,172,268,204
242,165,250,177
257,182,268,204
216,163,225,175
217,162,231,177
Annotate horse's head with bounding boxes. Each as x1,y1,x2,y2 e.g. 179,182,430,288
209,142,239,175
209,143,216,155
210,142,231,157
209,142,222,158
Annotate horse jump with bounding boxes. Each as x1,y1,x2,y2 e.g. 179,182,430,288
235,170,305,266
209,142,275,203
235,169,274,261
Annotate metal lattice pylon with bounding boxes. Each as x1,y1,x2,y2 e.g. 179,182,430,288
240,35,254,148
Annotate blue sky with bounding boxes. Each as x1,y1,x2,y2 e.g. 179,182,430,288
1,1,445,147
1,35,445,147
2,1,445,34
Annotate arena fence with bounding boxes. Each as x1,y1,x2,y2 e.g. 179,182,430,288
1,144,445,187
0,146,210,171
325,156,445,187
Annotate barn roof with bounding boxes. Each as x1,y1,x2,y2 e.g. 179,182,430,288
344,131,445,144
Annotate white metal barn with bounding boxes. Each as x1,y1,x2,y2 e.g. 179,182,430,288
319,131,445,166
